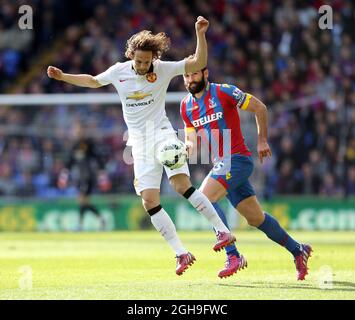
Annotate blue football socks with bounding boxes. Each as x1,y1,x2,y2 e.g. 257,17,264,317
257,212,301,257
212,202,240,257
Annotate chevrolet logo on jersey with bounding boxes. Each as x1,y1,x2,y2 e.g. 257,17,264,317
192,112,223,127
126,91,152,100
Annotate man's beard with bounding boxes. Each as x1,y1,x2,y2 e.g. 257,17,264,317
187,77,206,94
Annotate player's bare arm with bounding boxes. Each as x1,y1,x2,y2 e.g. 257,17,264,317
184,128,197,158
244,96,272,164
47,66,102,88
185,16,209,74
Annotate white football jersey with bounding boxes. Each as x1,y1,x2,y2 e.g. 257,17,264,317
94,59,185,146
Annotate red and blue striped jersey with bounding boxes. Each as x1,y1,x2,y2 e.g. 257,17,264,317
180,82,252,160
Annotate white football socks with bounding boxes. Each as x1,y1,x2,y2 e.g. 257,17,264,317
150,208,187,256
187,189,230,233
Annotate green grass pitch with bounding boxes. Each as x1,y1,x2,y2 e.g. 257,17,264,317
0,231,354,300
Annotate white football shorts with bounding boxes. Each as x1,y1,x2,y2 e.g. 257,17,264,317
131,133,190,195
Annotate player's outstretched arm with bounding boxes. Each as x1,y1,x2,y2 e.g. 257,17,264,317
244,96,272,164
47,66,102,88
185,16,209,74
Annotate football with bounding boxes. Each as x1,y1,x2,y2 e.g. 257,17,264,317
157,139,188,169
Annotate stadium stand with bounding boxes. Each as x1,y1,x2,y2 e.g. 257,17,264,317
0,0,354,198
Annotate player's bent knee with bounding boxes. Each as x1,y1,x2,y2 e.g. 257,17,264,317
175,184,192,195
244,213,265,227
246,217,261,227
169,176,192,195
142,198,160,211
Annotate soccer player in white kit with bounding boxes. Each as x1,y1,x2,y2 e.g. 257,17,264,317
47,16,236,275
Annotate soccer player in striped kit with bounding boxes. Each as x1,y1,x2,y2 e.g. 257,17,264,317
180,65,313,280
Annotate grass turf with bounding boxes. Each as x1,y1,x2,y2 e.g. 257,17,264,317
0,231,354,300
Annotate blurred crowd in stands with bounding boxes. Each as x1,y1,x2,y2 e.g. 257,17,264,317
0,0,354,198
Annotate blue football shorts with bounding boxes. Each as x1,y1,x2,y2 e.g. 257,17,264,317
209,154,256,207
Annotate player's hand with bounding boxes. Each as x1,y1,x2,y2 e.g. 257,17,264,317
98,171,112,192
195,16,209,34
257,140,272,164
57,169,69,189
47,66,63,80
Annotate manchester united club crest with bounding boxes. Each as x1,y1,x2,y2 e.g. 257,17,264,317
146,72,157,83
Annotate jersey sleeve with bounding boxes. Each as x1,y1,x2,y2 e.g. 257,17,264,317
219,84,252,110
180,98,195,133
94,62,122,86
158,59,186,79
